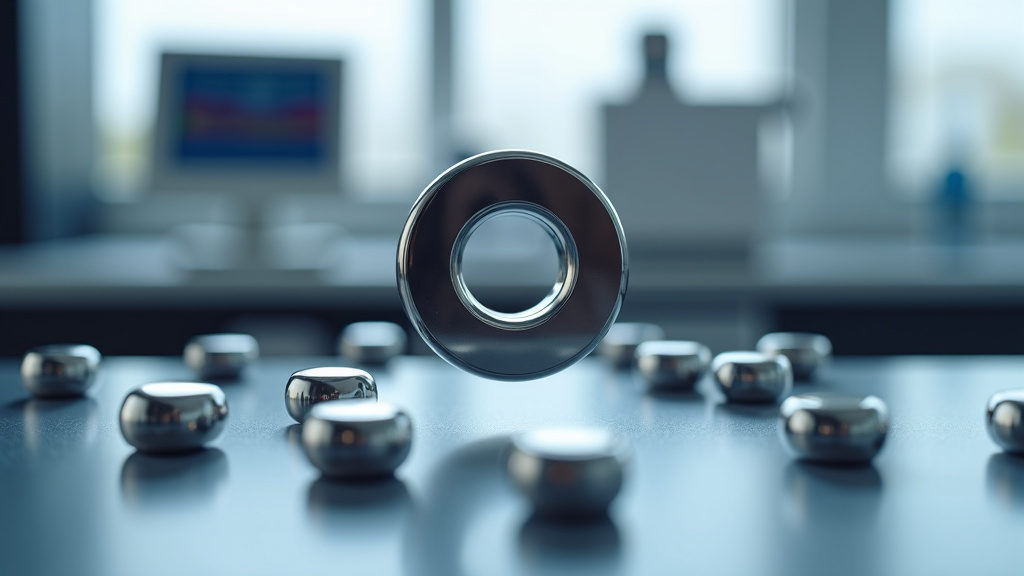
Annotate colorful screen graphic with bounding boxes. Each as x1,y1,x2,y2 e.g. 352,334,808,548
174,66,326,164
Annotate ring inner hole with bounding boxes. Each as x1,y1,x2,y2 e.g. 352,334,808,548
458,212,562,315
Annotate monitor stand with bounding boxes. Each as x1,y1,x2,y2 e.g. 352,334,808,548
170,195,344,284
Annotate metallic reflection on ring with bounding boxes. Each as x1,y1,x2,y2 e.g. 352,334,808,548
397,150,628,381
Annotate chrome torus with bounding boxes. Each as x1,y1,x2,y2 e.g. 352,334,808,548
397,150,628,381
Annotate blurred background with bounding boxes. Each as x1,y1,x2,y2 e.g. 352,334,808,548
1,0,1023,357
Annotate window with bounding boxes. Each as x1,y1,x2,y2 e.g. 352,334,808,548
456,0,785,183
890,0,1024,199
95,0,783,202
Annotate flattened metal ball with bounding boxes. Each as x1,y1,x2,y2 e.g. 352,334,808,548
712,351,793,404
120,382,228,454
301,401,412,479
285,367,378,423
987,390,1024,454
757,332,832,381
779,393,889,464
597,323,665,368
508,427,630,520
184,333,259,381
21,344,101,398
339,322,407,365
635,340,711,391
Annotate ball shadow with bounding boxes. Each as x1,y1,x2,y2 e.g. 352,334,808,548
986,452,1024,509
715,401,780,419
7,397,100,452
120,447,229,508
517,512,623,576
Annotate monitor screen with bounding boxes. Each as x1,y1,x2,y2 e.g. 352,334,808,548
152,53,342,195
175,66,328,164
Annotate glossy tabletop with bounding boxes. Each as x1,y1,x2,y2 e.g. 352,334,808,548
1,355,1022,576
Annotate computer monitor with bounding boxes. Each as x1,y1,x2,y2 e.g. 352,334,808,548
151,53,342,195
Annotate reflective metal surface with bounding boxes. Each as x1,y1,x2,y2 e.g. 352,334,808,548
119,382,228,453
20,344,101,398
339,322,407,365
397,150,628,381
285,366,378,423
597,323,665,369
183,333,259,381
779,393,889,464
635,340,711,391
986,389,1024,453
757,332,832,381
712,351,793,403
508,427,630,520
301,400,412,479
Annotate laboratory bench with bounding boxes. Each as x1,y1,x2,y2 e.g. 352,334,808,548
1,234,1023,356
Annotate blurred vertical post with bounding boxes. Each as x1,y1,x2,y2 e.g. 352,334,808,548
20,0,97,240
431,0,454,173
0,1,24,244
788,0,904,235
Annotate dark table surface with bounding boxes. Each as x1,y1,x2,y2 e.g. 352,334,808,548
1,354,1022,576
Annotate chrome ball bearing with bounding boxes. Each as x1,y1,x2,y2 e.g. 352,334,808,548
635,340,711,391
397,150,628,381
184,333,259,381
757,332,832,381
779,393,889,464
508,427,630,520
987,390,1024,454
21,344,101,398
597,322,665,369
285,366,378,423
712,351,793,404
339,322,407,365
119,382,228,453
301,401,413,479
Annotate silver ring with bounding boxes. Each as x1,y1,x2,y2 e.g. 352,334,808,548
397,150,628,381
